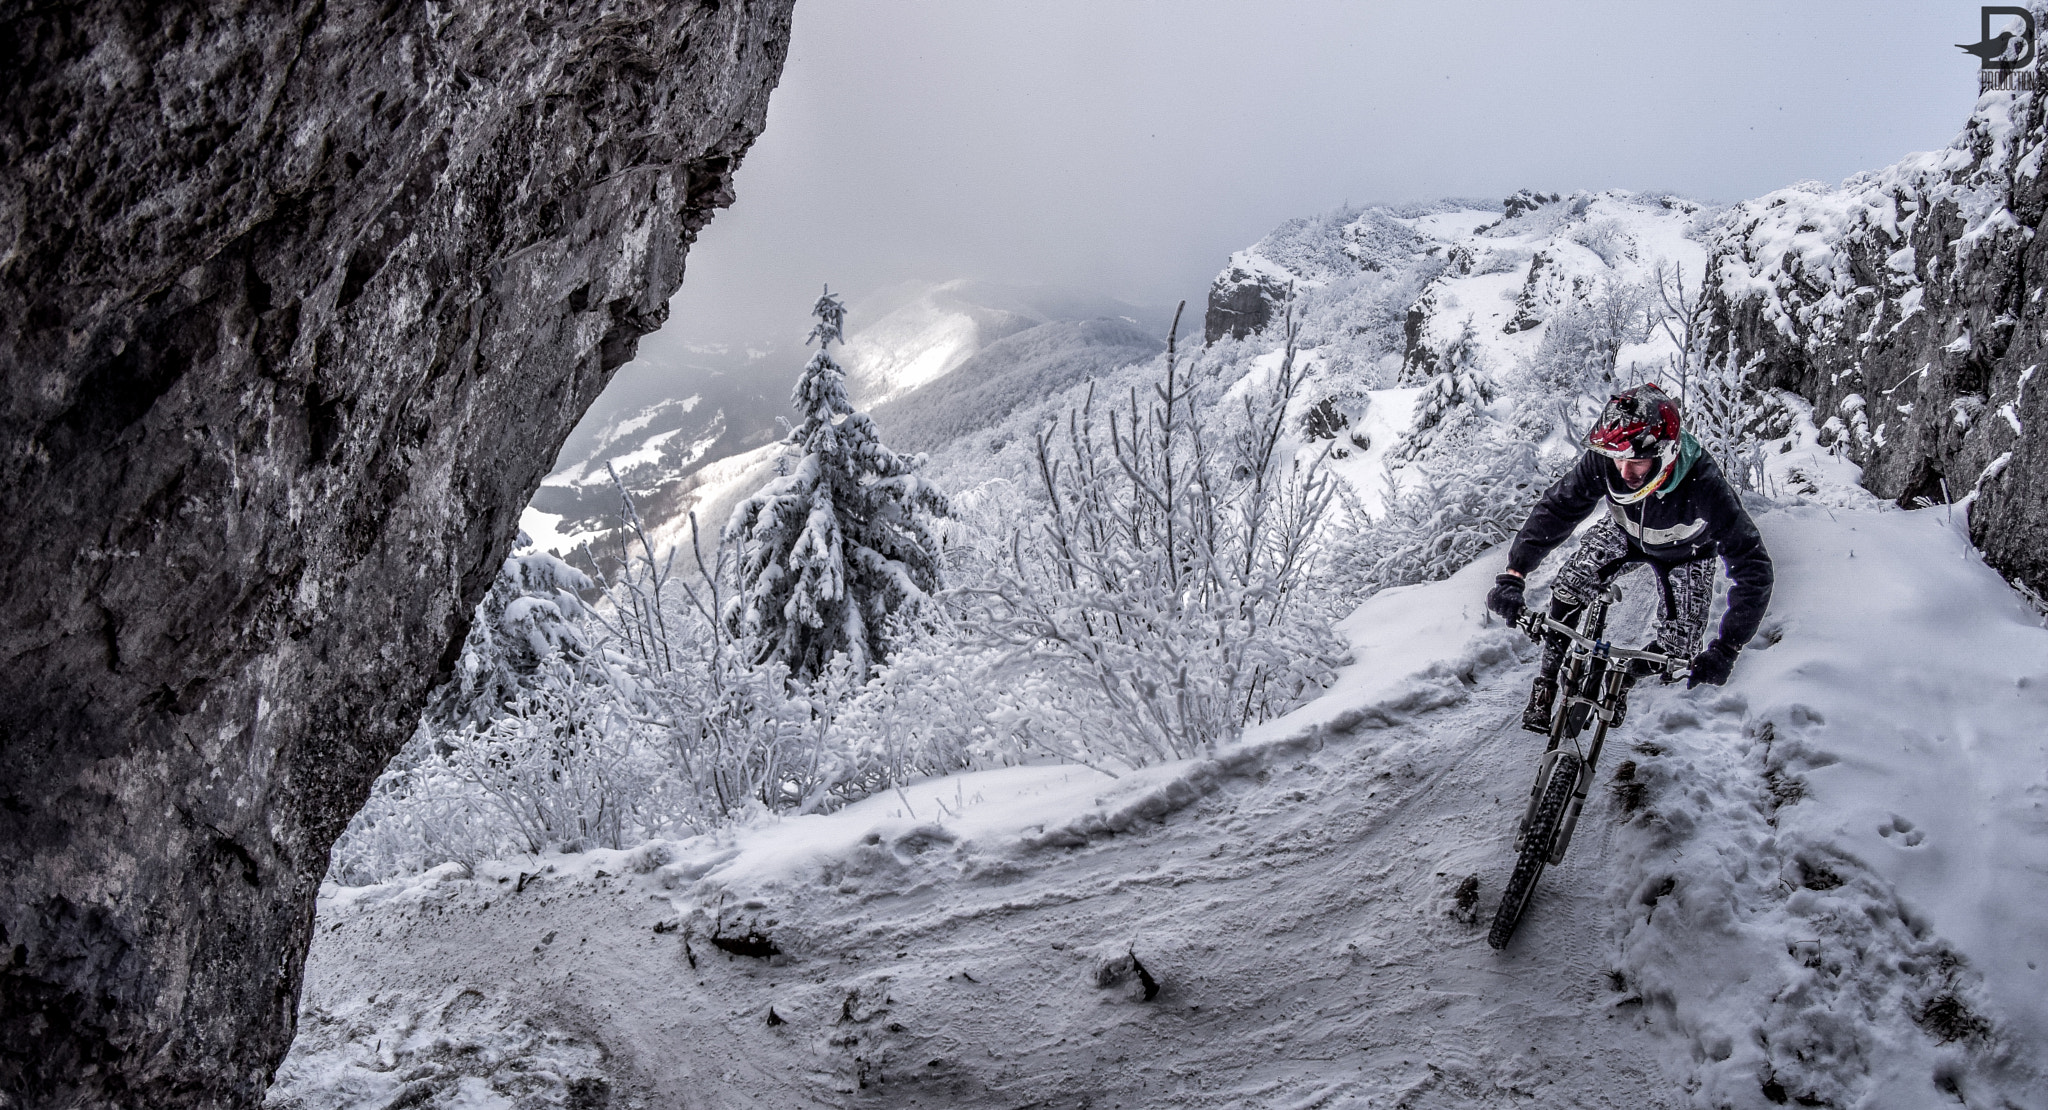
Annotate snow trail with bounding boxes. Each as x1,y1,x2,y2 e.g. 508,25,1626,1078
275,509,2048,1109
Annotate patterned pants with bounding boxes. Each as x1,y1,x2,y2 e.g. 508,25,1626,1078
1545,518,1715,662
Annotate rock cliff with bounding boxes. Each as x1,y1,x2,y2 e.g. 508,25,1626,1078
0,2,790,1106
1700,83,2048,597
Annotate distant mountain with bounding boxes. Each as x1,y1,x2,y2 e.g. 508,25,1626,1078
869,315,1165,455
521,279,1173,580
840,278,1173,407
520,346,786,564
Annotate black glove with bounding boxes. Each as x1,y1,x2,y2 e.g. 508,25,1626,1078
1688,640,1738,688
1486,573,1526,623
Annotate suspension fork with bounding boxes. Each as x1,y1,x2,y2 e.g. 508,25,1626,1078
1547,665,1626,865
1516,652,1581,844
1517,588,1615,852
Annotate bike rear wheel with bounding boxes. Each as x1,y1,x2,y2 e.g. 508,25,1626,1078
1489,749,1582,950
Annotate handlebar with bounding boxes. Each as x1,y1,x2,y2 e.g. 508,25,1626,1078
1514,609,1693,679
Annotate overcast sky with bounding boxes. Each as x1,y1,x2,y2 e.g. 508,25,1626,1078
654,0,1983,361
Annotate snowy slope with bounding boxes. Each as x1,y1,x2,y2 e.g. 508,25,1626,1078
1321,384,1423,516
867,315,1164,454
1401,191,1711,379
1197,190,1720,523
837,281,1025,409
275,464,2048,1108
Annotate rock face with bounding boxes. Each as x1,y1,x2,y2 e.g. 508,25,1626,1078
1201,208,1443,346
1700,83,2048,597
1204,259,1293,344
0,2,790,1106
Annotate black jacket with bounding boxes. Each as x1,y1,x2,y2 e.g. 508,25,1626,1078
1507,439,1774,650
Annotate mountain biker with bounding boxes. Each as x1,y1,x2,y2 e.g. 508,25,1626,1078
1484,383,1774,731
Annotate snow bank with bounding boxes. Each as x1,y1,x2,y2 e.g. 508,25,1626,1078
607,550,1524,906
1608,505,2048,1107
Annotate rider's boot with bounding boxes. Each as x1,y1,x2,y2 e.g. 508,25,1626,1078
1522,600,1577,733
1610,676,1632,728
1522,676,1558,733
1609,641,1665,730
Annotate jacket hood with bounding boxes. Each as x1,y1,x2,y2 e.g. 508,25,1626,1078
1659,433,1704,498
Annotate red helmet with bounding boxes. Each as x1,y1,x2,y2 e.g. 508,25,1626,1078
1590,384,1682,503
1589,383,1681,459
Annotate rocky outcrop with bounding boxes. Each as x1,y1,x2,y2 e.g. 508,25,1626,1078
1505,249,1571,332
1204,257,1295,344
1501,188,1560,221
0,2,790,1106
1700,83,2048,597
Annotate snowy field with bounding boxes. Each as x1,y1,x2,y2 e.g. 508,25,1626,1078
274,455,2048,1108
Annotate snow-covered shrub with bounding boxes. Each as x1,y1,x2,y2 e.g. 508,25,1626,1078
1651,262,1765,492
1333,441,1553,599
823,624,989,793
1393,318,1497,463
1570,218,1634,265
1291,260,1441,395
1517,276,1657,438
424,540,596,728
1519,302,1609,441
442,658,664,854
958,306,1346,767
1684,352,1764,492
328,729,503,884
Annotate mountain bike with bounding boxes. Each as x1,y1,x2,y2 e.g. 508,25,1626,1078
1487,585,1690,950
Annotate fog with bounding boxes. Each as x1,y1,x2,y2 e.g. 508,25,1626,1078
648,0,1979,367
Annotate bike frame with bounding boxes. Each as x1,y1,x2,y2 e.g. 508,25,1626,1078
1512,587,1688,865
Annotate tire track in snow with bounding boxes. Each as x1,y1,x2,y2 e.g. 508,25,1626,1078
789,667,1683,1109
277,615,1683,1109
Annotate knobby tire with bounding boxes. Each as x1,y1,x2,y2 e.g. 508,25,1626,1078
1488,749,1582,950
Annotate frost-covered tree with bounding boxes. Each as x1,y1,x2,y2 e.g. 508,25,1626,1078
1651,262,1763,492
725,286,949,680
1516,277,1654,442
957,304,1344,768
423,536,596,728
1394,317,1496,464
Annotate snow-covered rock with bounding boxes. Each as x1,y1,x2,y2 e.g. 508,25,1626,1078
1700,23,2048,599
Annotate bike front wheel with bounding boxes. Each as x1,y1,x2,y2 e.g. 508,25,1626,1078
1489,749,1582,950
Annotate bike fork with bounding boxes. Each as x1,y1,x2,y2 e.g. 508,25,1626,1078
1547,671,1623,864
1515,747,1564,850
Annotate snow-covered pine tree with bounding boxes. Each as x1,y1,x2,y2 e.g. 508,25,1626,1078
422,534,596,728
725,286,949,680
1393,317,1495,464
